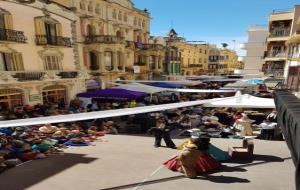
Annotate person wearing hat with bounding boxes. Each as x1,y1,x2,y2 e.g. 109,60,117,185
233,113,255,136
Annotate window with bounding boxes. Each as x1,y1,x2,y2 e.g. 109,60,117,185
0,52,24,71
44,55,61,70
199,58,202,63
112,10,117,19
138,18,142,26
134,17,137,25
95,4,100,14
142,20,145,28
118,11,122,20
0,8,13,31
124,13,128,22
80,1,86,10
204,50,207,54
88,2,93,12
204,58,207,63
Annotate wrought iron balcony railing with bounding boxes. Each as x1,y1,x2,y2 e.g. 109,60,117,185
35,35,72,47
269,29,290,38
85,35,124,44
0,70,80,82
0,28,27,43
135,42,164,50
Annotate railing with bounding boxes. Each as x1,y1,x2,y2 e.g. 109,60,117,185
0,70,81,82
135,42,164,50
188,64,203,68
0,28,27,43
57,71,78,79
134,62,146,66
35,35,72,47
270,29,290,37
85,35,124,44
267,51,287,58
265,69,284,78
272,9,292,14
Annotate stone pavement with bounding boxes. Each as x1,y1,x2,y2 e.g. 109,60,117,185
0,135,294,190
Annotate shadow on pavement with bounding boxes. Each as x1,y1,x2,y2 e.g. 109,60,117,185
0,153,97,190
197,175,250,183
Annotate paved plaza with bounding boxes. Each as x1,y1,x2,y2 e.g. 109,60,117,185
0,135,294,190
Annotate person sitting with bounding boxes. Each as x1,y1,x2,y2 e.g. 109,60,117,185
39,124,59,134
233,114,255,136
164,134,221,178
257,120,277,140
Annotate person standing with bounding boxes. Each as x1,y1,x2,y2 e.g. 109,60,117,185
148,117,176,149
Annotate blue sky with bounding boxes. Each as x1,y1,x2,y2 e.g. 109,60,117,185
133,0,300,55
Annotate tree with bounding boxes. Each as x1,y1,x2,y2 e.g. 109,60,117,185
221,43,228,49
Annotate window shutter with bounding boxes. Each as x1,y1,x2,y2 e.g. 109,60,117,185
55,23,62,36
12,53,24,71
4,53,13,71
3,14,13,30
34,18,46,35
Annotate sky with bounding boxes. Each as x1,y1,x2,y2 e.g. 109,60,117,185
133,0,300,56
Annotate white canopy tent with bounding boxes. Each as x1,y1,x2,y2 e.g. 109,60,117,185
112,82,237,94
113,80,202,86
203,94,275,109
0,99,212,128
111,82,167,94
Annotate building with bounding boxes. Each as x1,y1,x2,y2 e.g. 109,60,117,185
240,25,268,76
164,29,209,76
264,6,300,79
218,48,238,75
0,0,87,109
285,26,300,92
54,0,165,85
149,35,181,76
208,45,220,75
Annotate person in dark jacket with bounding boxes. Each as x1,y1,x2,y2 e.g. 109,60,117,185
148,117,176,149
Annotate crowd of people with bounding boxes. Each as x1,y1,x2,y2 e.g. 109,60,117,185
0,81,278,176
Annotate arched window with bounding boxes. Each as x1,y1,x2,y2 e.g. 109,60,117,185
104,51,113,71
89,51,98,70
42,85,67,105
112,9,117,19
86,24,96,36
95,4,100,15
80,1,86,10
118,11,122,21
88,2,93,12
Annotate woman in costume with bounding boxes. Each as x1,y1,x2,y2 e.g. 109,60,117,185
163,134,221,178
177,130,230,161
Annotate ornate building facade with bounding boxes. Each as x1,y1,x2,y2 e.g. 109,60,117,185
0,0,87,108
164,29,209,76
55,0,165,85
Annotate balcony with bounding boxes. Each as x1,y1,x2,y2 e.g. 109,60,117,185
35,35,72,47
188,64,203,68
85,35,124,44
265,50,287,61
268,29,290,41
0,28,27,43
135,42,164,50
265,69,284,78
0,71,81,83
